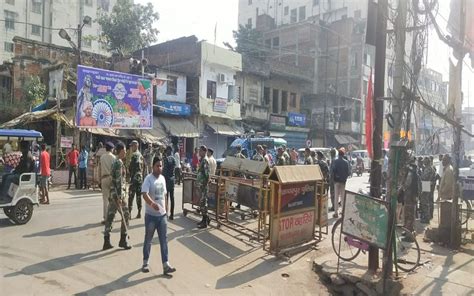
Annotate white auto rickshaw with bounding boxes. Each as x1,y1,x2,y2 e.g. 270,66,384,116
0,129,43,225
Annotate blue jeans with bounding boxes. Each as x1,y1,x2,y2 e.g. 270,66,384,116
143,213,168,265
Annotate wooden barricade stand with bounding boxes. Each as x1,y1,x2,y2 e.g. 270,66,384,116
181,172,222,222
264,165,325,255
218,156,271,241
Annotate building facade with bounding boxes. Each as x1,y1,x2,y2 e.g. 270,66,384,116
1,0,116,63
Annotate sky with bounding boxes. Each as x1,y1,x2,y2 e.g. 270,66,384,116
136,0,473,108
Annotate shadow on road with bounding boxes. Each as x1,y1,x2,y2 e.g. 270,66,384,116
23,223,101,238
4,249,119,277
74,269,171,296
0,217,16,227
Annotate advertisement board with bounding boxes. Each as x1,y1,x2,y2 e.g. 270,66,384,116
274,182,316,214
269,114,286,130
157,101,191,116
213,97,228,113
237,184,260,210
288,112,306,127
270,210,315,250
60,136,73,148
76,65,153,129
342,191,389,249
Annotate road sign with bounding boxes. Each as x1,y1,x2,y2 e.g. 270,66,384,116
306,139,312,148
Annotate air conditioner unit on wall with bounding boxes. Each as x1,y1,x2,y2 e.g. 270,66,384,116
217,73,226,83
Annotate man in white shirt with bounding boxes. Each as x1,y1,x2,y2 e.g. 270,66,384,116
141,156,176,275
207,148,217,176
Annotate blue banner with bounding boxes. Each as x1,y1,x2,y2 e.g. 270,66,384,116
157,101,191,116
76,65,153,129
288,112,306,127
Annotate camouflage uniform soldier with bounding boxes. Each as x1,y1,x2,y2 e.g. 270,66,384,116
128,140,144,219
403,161,419,237
420,157,436,223
103,141,131,250
196,146,210,229
276,147,287,166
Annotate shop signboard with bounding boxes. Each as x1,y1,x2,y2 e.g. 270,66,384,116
342,191,389,249
60,136,73,148
270,210,315,250
315,194,328,227
76,65,153,129
157,101,191,116
213,97,228,113
288,112,306,127
269,114,286,130
274,182,316,214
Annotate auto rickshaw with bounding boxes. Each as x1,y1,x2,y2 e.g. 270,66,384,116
0,129,43,225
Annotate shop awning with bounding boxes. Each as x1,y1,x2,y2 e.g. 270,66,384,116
335,134,358,145
139,117,167,143
0,109,73,129
159,117,199,138
207,123,244,136
269,131,286,138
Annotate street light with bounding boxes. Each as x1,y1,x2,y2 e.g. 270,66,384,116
58,16,91,65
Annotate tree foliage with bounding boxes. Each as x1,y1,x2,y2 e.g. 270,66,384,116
24,76,46,108
233,24,266,59
97,0,159,56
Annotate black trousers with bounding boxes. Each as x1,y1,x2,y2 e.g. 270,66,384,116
79,167,87,189
68,165,77,188
166,179,175,216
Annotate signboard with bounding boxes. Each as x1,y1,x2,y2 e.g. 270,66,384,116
288,112,306,127
306,139,312,148
315,195,328,227
269,115,286,130
237,184,260,210
213,97,228,113
157,101,191,116
342,191,389,249
271,210,315,250
275,182,316,214
60,136,73,148
76,65,153,129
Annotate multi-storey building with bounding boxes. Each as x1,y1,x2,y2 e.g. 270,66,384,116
1,0,116,63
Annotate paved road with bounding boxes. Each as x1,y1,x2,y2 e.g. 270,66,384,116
1,174,372,295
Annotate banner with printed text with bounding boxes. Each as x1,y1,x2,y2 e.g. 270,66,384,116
274,182,316,214
76,65,153,129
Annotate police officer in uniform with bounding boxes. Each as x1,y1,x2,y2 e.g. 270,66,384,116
196,146,210,229
128,140,144,219
103,141,131,250
99,142,116,224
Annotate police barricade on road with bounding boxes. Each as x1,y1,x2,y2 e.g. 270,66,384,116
217,156,271,241
265,165,326,255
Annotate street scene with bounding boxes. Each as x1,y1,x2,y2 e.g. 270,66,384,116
1,0,474,295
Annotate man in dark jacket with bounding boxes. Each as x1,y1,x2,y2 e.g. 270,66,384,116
332,149,350,218
163,146,176,220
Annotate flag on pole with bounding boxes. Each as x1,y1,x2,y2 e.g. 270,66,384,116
365,68,374,159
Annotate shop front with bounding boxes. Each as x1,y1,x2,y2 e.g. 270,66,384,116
204,121,244,159
268,114,309,149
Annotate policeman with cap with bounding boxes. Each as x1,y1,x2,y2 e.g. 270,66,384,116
129,140,144,219
99,142,116,224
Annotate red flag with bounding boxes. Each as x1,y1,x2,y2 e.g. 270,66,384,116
365,68,373,159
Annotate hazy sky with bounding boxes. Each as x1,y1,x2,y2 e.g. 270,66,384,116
136,0,472,107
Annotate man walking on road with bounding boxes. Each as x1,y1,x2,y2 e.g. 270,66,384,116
174,148,182,185
141,156,177,275
163,146,176,220
99,142,116,224
196,146,210,229
129,140,144,219
67,144,79,189
103,141,131,251
332,149,350,218
39,144,50,204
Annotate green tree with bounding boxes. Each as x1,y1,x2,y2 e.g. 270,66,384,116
24,76,46,108
97,0,159,56
233,24,266,59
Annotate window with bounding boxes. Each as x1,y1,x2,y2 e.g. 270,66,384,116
207,80,216,99
85,0,93,6
4,42,14,52
83,38,92,48
247,18,252,28
32,0,42,14
272,37,280,48
313,0,319,5
299,6,306,21
265,39,271,48
354,9,361,19
272,89,279,113
284,6,289,16
228,85,236,102
281,91,288,112
31,24,41,35
341,14,347,19
5,10,16,30
290,9,297,23
248,0,252,5
290,93,297,108
166,75,178,95
6,0,15,5
263,87,270,105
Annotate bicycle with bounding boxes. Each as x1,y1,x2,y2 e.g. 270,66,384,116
331,218,421,272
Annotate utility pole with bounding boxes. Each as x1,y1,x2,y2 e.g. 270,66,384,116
368,0,387,273
383,0,407,277
322,27,329,146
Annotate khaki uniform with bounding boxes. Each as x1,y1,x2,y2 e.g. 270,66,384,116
104,158,130,236
99,151,116,221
